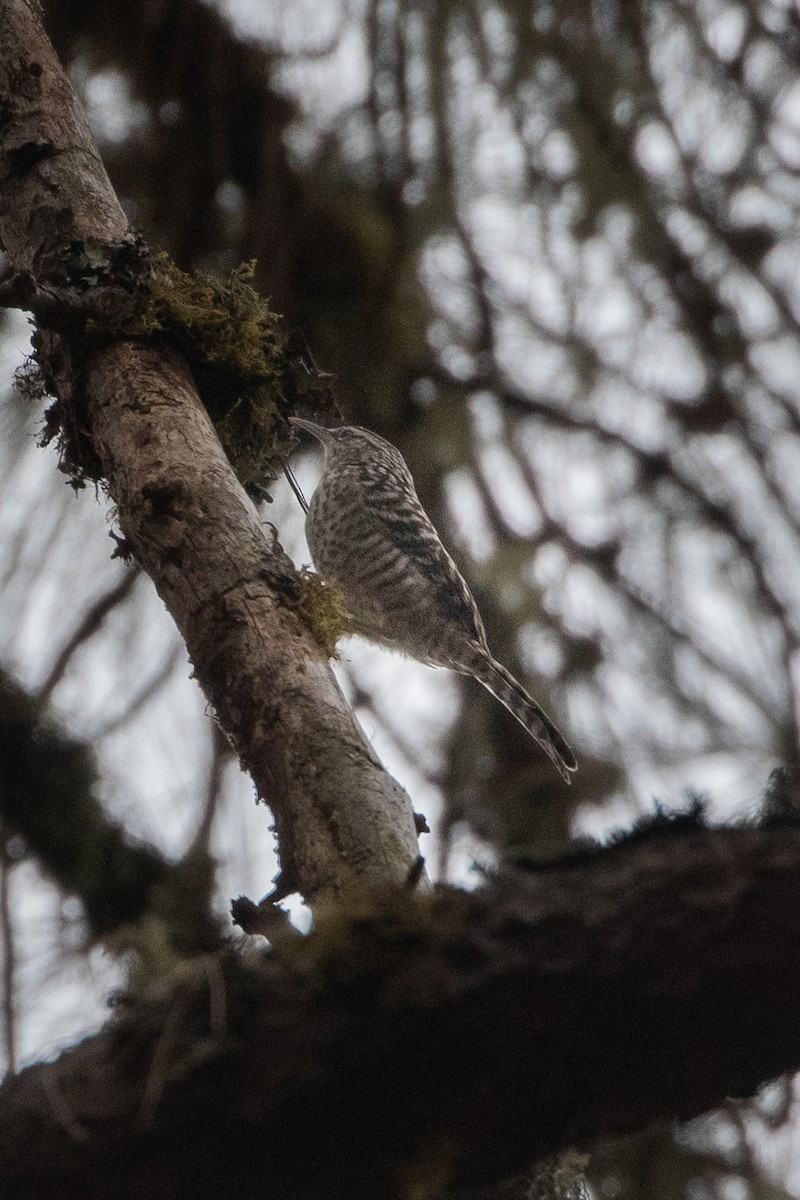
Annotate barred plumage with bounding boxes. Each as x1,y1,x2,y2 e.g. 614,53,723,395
290,418,577,783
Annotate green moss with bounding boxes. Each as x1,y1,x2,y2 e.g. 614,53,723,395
142,256,289,492
143,258,283,382
23,243,337,493
14,357,49,406
294,569,350,659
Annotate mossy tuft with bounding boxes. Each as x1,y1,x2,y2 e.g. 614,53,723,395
142,256,288,492
294,569,350,658
20,245,338,493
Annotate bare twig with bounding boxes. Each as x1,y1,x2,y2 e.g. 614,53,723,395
36,568,141,707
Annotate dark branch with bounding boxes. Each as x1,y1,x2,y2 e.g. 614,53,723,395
3,818,800,1199
0,668,218,946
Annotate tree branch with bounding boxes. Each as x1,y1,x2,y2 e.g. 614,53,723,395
0,667,217,944
0,0,422,901
2,819,800,1199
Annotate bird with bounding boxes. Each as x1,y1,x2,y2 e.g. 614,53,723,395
289,418,577,783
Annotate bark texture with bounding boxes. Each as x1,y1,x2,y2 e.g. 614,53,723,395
0,0,422,899
1,822,800,1200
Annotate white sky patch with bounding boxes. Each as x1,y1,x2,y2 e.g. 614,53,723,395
0,309,31,380
0,463,123,692
442,828,497,889
214,0,344,54
522,261,570,332
280,28,370,146
768,433,800,511
719,271,782,339
634,120,682,179
439,344,480,381
665,206,710,257
206,763,280,907
651,11,752,175
421,236,481,336
529,541,570,590
480,5,513,61
427,318,453,351
738,380,789,441
587,378,669,450
83,69,149,144
52,578,181,727
631,326,706,401
552,567,624,662
443,468,497,563
573,792,640,841
789,649,800,747
763,239,800,315
702,1,748,64
771,78,800,169
605,661,709,752
474,105,527,193
746,40,788,101
468,391,504,440
336,639,459,767
472,210,571,333
596,205,639,254
540,128,577,179
731,185,793,232
574,749,772,840
11,863,124,1070
495,317,578,401
518,621,565,678
697,433,800,612
577,242,642,343
94,667,215,853
768,167,800,212
700,107,751,175
271,447,322,565
265,16,370,152
675,644,777,742
469,199,578,336
216,178,245,215
749,335,800,407
516,419,619,540
477,442,541,538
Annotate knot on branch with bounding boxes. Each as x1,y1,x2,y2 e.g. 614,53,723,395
0,232,151,330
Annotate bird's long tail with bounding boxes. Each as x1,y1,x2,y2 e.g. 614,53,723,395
469,655,577,784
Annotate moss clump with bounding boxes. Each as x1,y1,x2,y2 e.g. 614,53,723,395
142,256,288,493
294,569,350,658
15,357,49,407
23,243,337,493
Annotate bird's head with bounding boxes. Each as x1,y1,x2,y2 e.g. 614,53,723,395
290,418,408,475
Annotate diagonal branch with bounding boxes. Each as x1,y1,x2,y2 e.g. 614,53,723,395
0,666,217,944
36,567,141,707
0,0,422,902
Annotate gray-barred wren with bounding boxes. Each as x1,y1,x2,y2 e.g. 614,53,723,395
290,418,577,783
